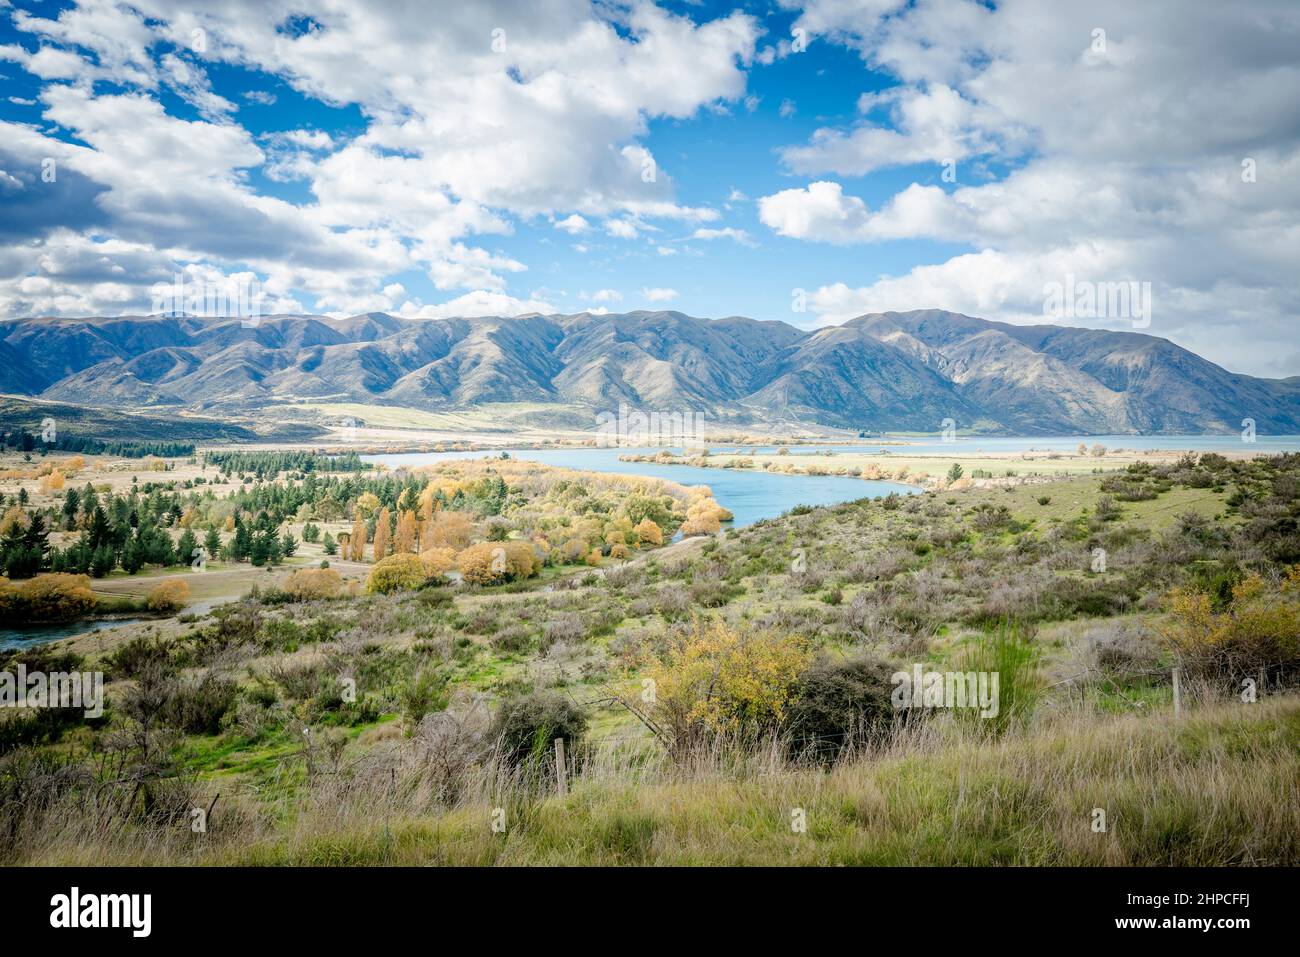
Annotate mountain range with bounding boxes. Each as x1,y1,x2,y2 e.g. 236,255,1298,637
2,308,1297,435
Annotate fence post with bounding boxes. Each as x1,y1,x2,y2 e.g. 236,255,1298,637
554,737,568,797
1172,667,1181,718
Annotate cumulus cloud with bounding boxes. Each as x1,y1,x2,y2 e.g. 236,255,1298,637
0,0,757,321
762,0,1300,375
642,287,678,302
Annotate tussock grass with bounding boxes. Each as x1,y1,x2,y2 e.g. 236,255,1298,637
15,695,1298,866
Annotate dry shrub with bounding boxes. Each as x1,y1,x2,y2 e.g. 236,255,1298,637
283,567,342,600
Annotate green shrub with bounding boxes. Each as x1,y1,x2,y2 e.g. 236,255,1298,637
489,690,587,767
787,651,898,759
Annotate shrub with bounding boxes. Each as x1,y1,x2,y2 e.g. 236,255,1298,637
1161,568,1300,686
146,578,190,613
401,667,450,727
643,618,812,753
541,612,585,649
489,690,587,767
107,634,175,678
458,541,539,586
418,547,457,581
366,553,429,594
787,651,898,758
283,567,342,600
956,623,1041,733
162,672,238,735
0,573,98,623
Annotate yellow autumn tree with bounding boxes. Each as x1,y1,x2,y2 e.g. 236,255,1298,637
633,518,663,547
349,514,368,562
457,540,538,585
146,578,190,612
373,506,391,561
427,510,472,550
418,546,457,581
394,509,419,554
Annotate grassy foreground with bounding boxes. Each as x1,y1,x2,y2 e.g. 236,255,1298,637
23,695,1299,866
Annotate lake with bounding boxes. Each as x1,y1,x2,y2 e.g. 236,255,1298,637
364,434,1300,528
364,447,919,527
760,434,1300,457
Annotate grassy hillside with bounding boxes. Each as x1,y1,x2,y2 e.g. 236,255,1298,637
3,450,1298,865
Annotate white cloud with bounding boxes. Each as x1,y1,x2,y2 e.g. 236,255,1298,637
0,0,758,320
763,0,1300,375
553,214,590,234
604,218,639,239
642,287,678,302
397,289,555,320
691,226,755,246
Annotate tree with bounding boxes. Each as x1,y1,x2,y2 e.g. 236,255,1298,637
946,462,964,483
176,529,198,568
394,509,418,554
427,510,472,550
633,518,663,547
322,531,337,556
457,541,538,585
349,514,367,562
373,506,391,561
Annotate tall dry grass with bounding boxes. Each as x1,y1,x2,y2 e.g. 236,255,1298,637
7,692,1297,866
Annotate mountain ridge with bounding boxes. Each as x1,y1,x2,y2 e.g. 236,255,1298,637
2,308,1297,435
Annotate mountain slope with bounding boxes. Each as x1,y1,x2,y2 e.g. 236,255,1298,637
2,309,1297,435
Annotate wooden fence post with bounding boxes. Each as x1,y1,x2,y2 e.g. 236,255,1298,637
1172,667,1181,718
554,737,568,797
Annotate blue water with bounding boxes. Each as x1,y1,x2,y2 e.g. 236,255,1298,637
364,447,918,527
365,434,1300,528
0,617,145,653
752,434,1300,457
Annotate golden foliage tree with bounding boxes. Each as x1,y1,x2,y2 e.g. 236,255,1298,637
418,546,457,581
633,518,663,547
349,514,368,562
373,506,391,561
394,509,419,554
427,510,472,550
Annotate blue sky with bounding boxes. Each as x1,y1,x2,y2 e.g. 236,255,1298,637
1,0,1297,376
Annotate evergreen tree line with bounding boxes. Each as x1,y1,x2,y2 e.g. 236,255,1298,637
0,428,194,457
203,450,366,477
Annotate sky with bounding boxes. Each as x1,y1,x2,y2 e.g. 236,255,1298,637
0,0,1297,377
